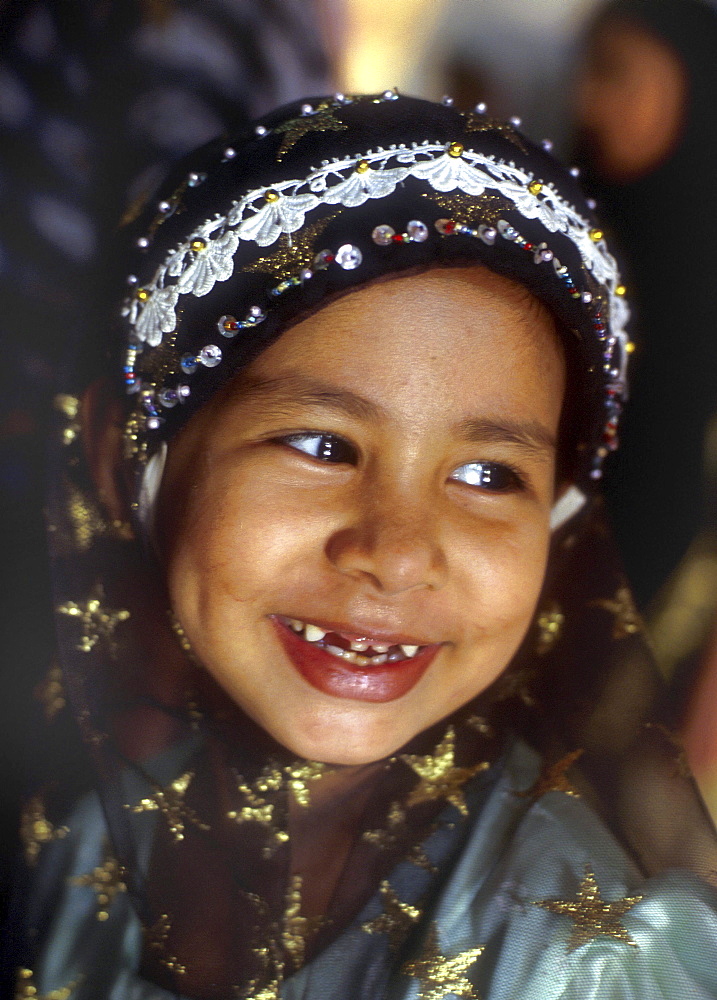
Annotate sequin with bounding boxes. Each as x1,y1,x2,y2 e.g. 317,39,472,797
335,243,362,270
372,224,395,246
199,344,222,368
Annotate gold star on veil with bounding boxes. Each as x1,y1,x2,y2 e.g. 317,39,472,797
128,770,210,842
282,875,324,969
274,103,348,160
534,867,643,952
20,792,69,866
70,839,127,920
402,923,483,1000
402,727,489,816
362,880,422,950
243,215,339,282
15,969,83,1000
589,585,643,639
461,113,528,155
56,583,130,654
518,749,584,802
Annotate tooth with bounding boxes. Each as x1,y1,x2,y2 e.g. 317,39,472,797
371,644,390,653
325,644,344,657
342,650,359,664
304,624,326,642
388,652,402,662
400,644,419,658
350,640,370,652
370,654,388,665
290,619,303,632
355,654,369,667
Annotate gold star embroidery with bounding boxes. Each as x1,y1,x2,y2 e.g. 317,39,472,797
274,103,348,160
128,770,210,841
402,923,483,1000
144,913,187,975
69,840,127,920
15,969,83,1000
461,112,528,155
402,727,489,816
284,761,327,807
362,880,422,950
244,939,285,1000
534,867,643,952
536,602,565,655
56,583,130,654
20,793,69,866
282,875,323,969
590,586,643,639
423,191,514,227
243,214,339,282
363,802,437,872
34,662,66,722
227,777,289,856
518,749,584,802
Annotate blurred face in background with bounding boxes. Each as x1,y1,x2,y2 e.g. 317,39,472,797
575,16,687,182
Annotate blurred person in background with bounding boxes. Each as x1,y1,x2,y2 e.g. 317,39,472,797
573,0,717,819
0,0,331,927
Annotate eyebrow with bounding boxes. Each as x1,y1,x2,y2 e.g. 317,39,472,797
237,372,556,453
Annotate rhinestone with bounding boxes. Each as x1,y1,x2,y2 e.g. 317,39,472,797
136,236,149,249
255,125,268,136
300,268,313,281
190,239,206,252
569,166,580,177
126,274,138,286
407,220,429,242
509,116,522,127
335,244,363,270
218,314,239,337
372,225,395,246
528,181,543,195
159,388,179,408
475,101,487,114
589,228,604,242
158,200,172,213
626,341,635,353
355,159,370,174
447,141,464,158
478,225,497,245
180,353,198,374
249,305,266,320
301,103,314,115
187,171,207,187
223,147,236,159
136,288,150,302
146,417,161,431
541,139,553,152
199,345,222,367
616,284,627,296
441,95,454,106
264,189,280,203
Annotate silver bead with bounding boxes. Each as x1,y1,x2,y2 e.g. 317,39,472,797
541,139,553,152
407,220,429,242
441,95,454,107
299,268,313,281
187,171,207,187
587,198,597,211
177,385,191,400
569,166,580,178
334,92,346,103
158,200,172,213
146,416,161,431
199,344,222,367
582,291,593,304
335,244,363,270
301,103,314,115
509,116,522,127
223,147,236,160
382,89,398,101
372,225,395,246
249,305,266,321
126,274,138,286
136,236,149,249
255,125,268,137
475,102,487,114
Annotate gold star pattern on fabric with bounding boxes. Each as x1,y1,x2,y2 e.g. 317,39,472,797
128,770,210,841
423,191,514,227
244,939,285,1000
363,802,437,872
534,867,643,953
20,793,69,866
402,923,483,1000
518,749,584,802
461,112,529,155
227,776,289,856
69,840,127,921
282,875,323,969
536,602,565,655
274,102,348,160
56,583,130,654
34,662,66,722
362,880,422,950
15,968,83,1000
243,214,339,282
402,727,489,816
590,586,643,639
137,336,182,383
285,761,328,807
144,913,187,975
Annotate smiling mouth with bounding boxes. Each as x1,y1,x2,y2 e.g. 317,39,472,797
276,616,427,666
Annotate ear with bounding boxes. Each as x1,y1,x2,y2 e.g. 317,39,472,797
81,378,133,526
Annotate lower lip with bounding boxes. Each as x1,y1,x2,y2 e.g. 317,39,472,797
272,618,440,703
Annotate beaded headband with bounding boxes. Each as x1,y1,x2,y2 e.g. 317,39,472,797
119,92,630,497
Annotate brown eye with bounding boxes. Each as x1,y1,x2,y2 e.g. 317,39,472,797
281,433,358,465
451,462,525,492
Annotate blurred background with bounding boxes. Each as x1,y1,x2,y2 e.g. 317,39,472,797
3,0,717,929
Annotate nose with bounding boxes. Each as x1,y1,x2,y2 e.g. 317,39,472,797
325,493,448,595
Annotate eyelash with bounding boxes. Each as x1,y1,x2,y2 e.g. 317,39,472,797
278,433,526,493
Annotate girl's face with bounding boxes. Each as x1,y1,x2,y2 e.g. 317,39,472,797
158,267,565,764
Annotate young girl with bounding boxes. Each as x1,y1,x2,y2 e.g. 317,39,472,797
9,93,717,999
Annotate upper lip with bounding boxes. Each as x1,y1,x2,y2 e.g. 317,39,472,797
273,614,442,648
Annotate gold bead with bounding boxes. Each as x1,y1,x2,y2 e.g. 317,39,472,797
136,288,150,301
528,180,543,195
447,141,464,158
626,341,636,353
616,284,627,296
355,159,369,173
264,189,280,202
190,239,206,251
589,228,604,242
